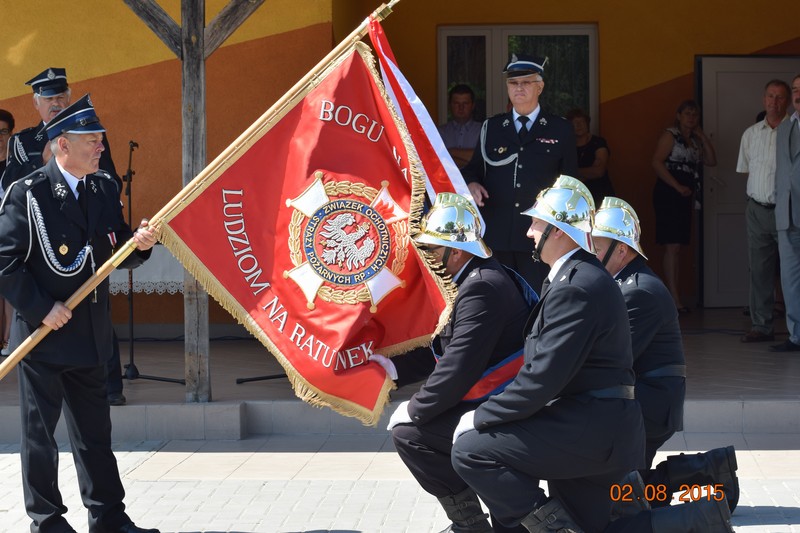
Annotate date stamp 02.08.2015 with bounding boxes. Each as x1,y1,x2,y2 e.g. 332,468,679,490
610,483,726,504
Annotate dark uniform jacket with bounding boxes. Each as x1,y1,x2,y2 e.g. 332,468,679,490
392,256,531,425
474,250,635,429
461,110,578,252
2,123,119,192
616,255,685,437
0,159,149,367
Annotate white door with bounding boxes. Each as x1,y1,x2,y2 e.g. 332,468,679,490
699,56,799,307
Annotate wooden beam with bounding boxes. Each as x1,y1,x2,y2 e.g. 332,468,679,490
181,0,212,402
123,0,182,58
204,0,266,59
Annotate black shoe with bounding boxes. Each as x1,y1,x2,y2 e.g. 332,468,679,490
770,340,800,352
740,330,775,343
108,392,127,406
115,523,160,533
664,446,739,512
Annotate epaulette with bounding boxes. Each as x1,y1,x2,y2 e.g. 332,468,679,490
618,271,640,288
15,125,38,136
12,170,47,191
95,170,115,181
0,171,47,213
94,169,121,195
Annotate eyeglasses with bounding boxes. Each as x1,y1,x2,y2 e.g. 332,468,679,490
0,129,10,136
507,79,542,88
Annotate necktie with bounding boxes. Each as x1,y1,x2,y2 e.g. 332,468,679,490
518,116,530,142
76,180,88,219
541,277,551,294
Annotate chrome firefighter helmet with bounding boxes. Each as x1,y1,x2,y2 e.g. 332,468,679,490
592,196,648,259
415,192,491,258
521,175,595,254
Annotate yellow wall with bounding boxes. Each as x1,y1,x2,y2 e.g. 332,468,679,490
0,0,332,98
0,2,335,325
363,0,799,110
1,1,798,316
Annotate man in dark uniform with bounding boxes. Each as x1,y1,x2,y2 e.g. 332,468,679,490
2,68,119,191
372,192,533,533
593,198,738,529
2,67,127,406
450,176,645,532
461,55,577,291
0,95,159,533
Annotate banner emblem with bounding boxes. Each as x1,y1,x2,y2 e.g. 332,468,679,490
286,170,409,312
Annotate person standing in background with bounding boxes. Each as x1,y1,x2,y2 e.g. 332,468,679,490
773,74,800,353
651,100,717,314
438,84,482,169
736,80,790,343
462,54,577,291
567,108,615,205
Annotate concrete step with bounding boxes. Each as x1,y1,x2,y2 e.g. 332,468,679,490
1,398,799,444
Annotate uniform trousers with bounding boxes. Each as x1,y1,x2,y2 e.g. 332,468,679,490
778,223,800,344
392,404,473,498
746,199,779,334
106,331,123,396
452,398,644,532
636,377,686,468
19,359,131,533
393,403,526,533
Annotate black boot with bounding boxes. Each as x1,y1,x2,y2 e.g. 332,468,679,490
610,470,651,521
650,498,734,532
663,446,739,512
519,498,583,533
437,487,493,533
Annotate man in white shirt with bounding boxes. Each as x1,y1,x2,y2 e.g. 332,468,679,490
736,79,790,343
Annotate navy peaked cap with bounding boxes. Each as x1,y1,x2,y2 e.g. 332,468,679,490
43,94,105,141
26,67,69,97
504,54,548,78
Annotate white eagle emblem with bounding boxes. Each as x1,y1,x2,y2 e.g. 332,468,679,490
319,213,376,270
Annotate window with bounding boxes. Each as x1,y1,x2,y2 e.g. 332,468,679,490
438,25,598,130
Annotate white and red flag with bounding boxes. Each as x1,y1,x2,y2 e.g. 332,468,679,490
158,42,453,425
368,18,483,232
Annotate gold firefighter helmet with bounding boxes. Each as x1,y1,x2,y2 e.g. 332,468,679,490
521,175,596,253
415,192,491,258
592,196,648,259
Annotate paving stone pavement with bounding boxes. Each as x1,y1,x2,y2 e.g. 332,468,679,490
0,433,799,532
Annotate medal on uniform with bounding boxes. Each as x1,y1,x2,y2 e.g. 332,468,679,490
59,244,68,255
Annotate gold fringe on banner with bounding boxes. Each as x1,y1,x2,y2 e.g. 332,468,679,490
158,42,456,426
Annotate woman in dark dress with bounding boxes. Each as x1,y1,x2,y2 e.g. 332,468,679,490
567,108,614,205
651,100,716,313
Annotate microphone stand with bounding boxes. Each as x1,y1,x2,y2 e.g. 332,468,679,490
121,140,185,385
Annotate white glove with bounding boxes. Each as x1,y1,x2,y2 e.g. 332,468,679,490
386,400,413,430
453,410,476,443
369,353,398,380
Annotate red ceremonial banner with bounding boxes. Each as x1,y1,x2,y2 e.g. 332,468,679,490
159,43,453,425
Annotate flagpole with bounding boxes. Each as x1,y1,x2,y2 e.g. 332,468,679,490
146,0,401,228
0,240,140,381
0,0,401,383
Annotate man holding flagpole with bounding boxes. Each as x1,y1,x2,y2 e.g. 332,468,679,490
461,55,577,291
0,95,158,533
